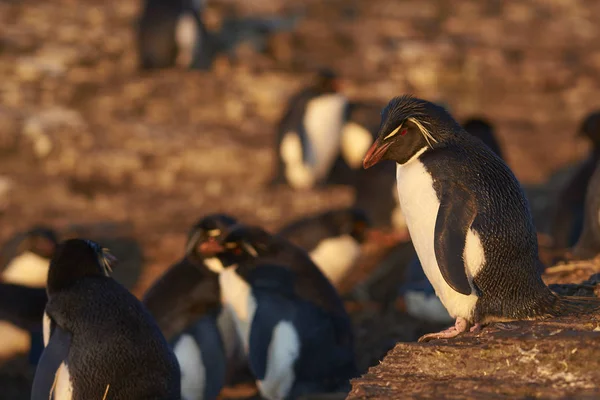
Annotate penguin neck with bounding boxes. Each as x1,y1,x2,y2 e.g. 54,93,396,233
397,146,429,167
46,263,105,296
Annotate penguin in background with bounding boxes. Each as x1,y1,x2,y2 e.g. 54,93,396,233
142,214,245,400
462,117,504,160
137,0,215,70
276,208,370,287
550,110,600,250
362,95,600,342
326,101,384,186
32,239,181,399
570,162,600,260
270,69,349,190
201,224,356,400
0,226,57,362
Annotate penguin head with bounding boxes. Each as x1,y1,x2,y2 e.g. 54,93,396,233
362,95,460,167
185,214,238,261
313,68,341,94
578,110,600,148
322,208,371,243
18,226,58,260
46,239,117,295
209,224,272,267
462,117,503,159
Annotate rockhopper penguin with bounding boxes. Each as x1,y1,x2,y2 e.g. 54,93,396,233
202,224,356,400
271,69,349,190
362,95,600,342
137,0,214,70
550,110,600,250
32,239,180,399
143,214,245,400
276,208,370,286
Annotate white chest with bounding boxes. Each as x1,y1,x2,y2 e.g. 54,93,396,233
218,267,256,352
309,235,361,286
2,251,50,288
396,159,482,320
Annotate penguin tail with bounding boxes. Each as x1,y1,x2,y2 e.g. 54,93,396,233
551,295,600,317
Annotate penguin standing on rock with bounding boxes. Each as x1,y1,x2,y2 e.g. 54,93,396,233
143,214,245,400
362,95,600,342
276,208,370,286
271,69,349,190
32,239,180,399
203,225,356,400
137,0,214,70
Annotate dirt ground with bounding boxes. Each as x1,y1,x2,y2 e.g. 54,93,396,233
1,0,600,398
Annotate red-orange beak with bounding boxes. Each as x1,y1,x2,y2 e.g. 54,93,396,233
363,139,391,169
199,239,224,255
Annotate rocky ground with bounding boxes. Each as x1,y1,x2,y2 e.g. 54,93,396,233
1,0,600,398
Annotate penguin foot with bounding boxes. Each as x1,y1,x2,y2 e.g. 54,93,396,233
417,317,469,342
469,323,482,333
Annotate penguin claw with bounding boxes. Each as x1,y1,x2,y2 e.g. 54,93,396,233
417,317,470,342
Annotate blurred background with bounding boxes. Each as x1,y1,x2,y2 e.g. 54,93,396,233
0,0,600,398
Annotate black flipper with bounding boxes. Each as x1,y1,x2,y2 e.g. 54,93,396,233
31,321,72,400
434,185,477,295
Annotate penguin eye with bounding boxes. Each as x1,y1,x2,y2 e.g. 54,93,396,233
233,247,243,255
384,124,407,140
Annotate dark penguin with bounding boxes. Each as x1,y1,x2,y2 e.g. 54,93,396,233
271,69,349,190
362,95,600,342
203,225,356,400
142,214,244,400
0,226,57,362
462,117,504,160
550,110,600,249
571,162,600,259
32,239,180,399
137,0,214,70
276,208,370,286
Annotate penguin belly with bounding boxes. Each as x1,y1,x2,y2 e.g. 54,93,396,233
280,133,317,190
309,235,361,286
2,251,49,287
54,363,74,399
0,322,30,359
175,12,199,68
340,122,374,169
173,334,206,400
218,268,257,351
255,321,300,400
302,94,347,180
396,159,482,320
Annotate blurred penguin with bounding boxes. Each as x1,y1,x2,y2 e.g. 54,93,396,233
143,214,246,400
204,225,357,399
137,0,215,70
277,208,370,286
551,111,600,250
0,227,57,362
462,117,504,160
32,239,180,399
571,162,600,260
270,69,349,190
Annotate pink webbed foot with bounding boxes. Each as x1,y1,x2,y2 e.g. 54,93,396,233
418,317,472,342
